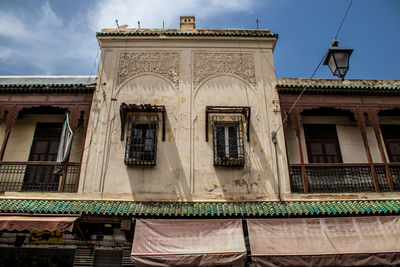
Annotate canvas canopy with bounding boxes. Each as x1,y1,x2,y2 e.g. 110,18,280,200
247,216,400,267
131,219,247,266
0,216,78,232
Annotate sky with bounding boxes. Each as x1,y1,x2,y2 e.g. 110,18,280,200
0,0,399,79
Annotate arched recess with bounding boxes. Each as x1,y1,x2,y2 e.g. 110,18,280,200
192,74,269,196
113,72,178,100
103,73,189,197
193,73,256,100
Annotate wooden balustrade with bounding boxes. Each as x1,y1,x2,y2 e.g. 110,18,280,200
290,163,400,193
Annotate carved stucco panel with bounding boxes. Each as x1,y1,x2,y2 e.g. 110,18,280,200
193,52,256,89
116,52,180,88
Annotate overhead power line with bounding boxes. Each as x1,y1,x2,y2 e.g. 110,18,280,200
273,0,354,137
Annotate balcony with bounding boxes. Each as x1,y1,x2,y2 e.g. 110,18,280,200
0,161,80,192
290,163,400,193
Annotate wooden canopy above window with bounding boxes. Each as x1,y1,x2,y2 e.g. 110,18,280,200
119,103,166,141
205,106,251,142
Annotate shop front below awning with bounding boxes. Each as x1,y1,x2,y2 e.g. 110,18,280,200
131,219,247,266
0,215,78,232
247,216,400,267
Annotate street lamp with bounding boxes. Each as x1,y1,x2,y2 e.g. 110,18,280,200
323,40,353,79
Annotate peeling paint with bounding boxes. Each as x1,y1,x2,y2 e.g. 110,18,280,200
195,136,199,141
153,99,159,105
181,97,186,104
167,128,171,142
267,156,271,163
252,138,257,146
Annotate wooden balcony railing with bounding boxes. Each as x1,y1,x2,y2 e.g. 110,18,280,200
0,161,80,192
290,163,400,193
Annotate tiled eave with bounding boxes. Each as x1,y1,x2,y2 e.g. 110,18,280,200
0,199,399,217
277,84,400,96
96,30,278,38
0,84,96,94
277,78,400,96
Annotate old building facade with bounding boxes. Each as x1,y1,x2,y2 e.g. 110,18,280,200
80,16,283,202
0,16,400,266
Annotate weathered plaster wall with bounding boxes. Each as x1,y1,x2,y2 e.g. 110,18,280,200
78,38,287,201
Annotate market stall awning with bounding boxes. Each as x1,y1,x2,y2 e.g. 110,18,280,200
131,219,247,266
0,216,78,232
247,216,400,267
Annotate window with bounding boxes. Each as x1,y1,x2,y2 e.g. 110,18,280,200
303,124,342,163
206,106,250,167
381,125,400,162
120,103,166,166
23,123,63,191
212,117,245,167
125,120,157,166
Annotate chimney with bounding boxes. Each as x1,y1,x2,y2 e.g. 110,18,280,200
180,16,195,30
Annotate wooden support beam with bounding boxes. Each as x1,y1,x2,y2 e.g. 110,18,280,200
354,108,380,192
368,108,394,191
0,107,18,161
290,109,308,193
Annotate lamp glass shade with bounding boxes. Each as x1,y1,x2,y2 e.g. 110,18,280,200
323,44,353,79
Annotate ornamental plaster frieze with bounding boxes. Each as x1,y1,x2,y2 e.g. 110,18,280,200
116,51,180,89
193,52,256,89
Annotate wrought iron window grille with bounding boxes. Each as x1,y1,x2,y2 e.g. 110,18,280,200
205,106,251,142
124,114,158,166
212,115,245,167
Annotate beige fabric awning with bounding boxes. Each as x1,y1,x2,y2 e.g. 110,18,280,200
131,219,247,266
247,216,400,267
0,216,78,232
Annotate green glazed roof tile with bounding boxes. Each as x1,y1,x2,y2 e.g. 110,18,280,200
97,30,278,38
1,199,400,217
277,78,400,93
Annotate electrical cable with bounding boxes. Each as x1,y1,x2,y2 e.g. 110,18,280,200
86,48,101,85
237,39,253,193
273,50,327,135
273,0,354,136
99,30,130,196
334,0,354,41
255,0,353,208
81,42,105,192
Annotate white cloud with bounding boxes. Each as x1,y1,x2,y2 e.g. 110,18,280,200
1,0,258,75
37,2,64,31
0,2,98,75
88,0,256,31
0,12,32,42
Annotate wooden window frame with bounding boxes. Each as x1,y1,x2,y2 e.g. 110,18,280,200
380,125,400,162
303,124,343,164
212,116,245,167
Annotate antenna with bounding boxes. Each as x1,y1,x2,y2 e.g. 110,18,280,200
138,21,141,29
115,19,119,28
163,21,165,29
256,19,260,29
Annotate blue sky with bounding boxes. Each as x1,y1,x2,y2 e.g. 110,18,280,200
0,0,399,79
